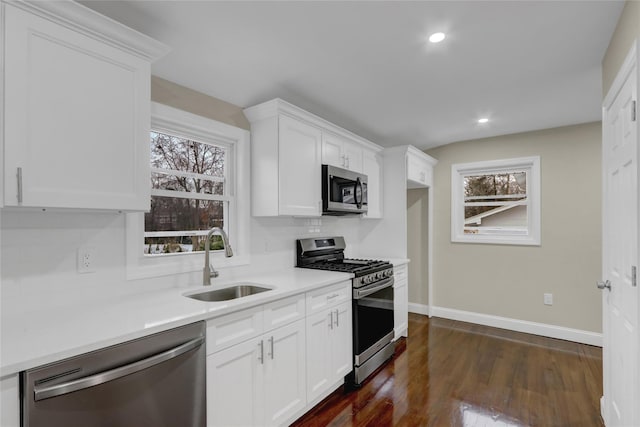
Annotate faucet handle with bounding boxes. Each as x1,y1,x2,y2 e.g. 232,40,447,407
210,268,219,278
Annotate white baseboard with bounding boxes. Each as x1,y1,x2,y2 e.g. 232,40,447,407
430,306,602,347
408,303,429,316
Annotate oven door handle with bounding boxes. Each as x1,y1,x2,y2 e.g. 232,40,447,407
354,277,394,299
33,336,204,401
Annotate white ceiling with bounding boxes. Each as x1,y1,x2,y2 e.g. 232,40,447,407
82,1,624,150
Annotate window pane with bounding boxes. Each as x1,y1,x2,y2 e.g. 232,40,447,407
151,131,225,178
463,171,528,233
144,196,225,254
464,172,526,198
151,172,224,196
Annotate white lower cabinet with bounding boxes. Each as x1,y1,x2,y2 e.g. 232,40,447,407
394,264,409,339
306,300,352,403
207,319,306,427
206,282,354,426
1,374,19,427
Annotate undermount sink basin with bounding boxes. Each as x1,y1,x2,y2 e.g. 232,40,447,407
186,284,272,302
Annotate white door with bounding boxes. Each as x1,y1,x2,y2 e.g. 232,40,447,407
263,319,306,426
206,337,264,427
601,44,638,427
278,115,322,216
331,301,353,379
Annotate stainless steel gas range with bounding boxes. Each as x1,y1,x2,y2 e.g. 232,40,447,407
296,236,395,386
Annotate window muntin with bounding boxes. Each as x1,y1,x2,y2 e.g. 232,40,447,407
451,157,540,245
144,131,230,255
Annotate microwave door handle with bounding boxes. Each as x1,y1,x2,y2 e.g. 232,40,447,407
355,177,362,208
353,277,394,299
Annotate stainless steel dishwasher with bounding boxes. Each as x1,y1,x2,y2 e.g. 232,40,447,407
21,321,206,427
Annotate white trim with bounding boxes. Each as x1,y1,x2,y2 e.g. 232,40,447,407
430,306,602,347
4,0,170,61
408,303,429,316
126,103,251,280
451,156,541,246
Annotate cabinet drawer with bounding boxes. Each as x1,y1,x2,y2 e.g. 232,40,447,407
206,306,263,354
306,281,351,314
263,294,306,331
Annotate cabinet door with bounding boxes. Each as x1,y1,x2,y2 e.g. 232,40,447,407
278,116,322,216
362,149,383,218
321,133,345,168
331,301,353,379
207,337,265,427
4,6,150,210
264,319,306,426
306,309,333,403
342,140,363,173
394,281,409,339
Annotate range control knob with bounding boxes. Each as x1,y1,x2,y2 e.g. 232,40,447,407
360,278,366,285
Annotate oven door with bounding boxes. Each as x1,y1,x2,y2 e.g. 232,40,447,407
352,277,394,364
322,164,368,215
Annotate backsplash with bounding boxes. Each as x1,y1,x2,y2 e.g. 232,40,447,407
0,210,362,315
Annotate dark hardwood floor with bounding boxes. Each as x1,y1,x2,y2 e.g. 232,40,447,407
292,313,603,427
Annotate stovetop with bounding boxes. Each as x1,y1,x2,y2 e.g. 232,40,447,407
299,258,391,277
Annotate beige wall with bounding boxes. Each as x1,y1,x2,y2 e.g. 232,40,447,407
426,122,602,333
602,0,640,96
151,76,250,130
407,188,429,306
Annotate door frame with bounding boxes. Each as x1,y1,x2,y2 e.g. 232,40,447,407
601,38,639,427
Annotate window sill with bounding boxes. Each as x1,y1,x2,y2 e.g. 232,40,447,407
451,234,541,246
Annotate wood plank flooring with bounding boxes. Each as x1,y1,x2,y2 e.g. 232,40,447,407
292,313,603,427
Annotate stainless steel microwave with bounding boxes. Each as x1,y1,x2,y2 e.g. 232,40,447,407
322,164,368,215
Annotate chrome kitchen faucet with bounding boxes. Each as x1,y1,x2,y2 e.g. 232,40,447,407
203,227,233,286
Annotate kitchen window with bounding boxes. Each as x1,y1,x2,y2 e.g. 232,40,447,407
451,156,540,245
126,103,250,279
145,131,228,255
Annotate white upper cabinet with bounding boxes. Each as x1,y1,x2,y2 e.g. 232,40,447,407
2,1,168,211
278,116,323,216
321,133,363,173
406,146,437,189
245,98,383,217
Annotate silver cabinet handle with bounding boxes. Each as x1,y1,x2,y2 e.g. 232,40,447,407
597,280,611,291
33,336,204,401
269,336,274,359
326,293,340,301
329,311,333,330
17,167,23,204
258,340,264,364
335,309,339,327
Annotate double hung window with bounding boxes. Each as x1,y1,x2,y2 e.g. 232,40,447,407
126,103,249,279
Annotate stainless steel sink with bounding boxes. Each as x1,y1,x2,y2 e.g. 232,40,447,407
185,284,272,302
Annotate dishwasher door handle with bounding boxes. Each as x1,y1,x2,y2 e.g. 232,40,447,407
33,336,204,401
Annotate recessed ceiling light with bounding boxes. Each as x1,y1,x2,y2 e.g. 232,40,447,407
428,32,446,43
478,118,489,124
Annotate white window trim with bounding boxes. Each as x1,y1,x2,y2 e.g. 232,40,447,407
451,156,541,246
126,102,250,280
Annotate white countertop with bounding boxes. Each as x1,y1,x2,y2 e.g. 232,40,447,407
0,268,352,377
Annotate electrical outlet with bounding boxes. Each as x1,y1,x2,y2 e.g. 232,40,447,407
544,293,553,306
77,246,96,273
